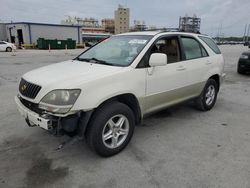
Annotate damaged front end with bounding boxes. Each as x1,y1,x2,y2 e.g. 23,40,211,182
15,95,93,137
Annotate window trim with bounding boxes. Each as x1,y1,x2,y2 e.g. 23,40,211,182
179,35,209,61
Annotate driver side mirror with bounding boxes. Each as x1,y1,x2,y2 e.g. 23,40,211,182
149,53,168,67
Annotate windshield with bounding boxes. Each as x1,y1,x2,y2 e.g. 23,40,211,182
77,35,153,66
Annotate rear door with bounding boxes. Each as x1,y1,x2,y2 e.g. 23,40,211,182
179,36,210,96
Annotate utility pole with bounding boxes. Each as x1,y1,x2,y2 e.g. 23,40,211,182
246,24,250,43
217,22,222,43
243,24,247,42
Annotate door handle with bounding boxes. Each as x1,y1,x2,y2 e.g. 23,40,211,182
176,66,186,71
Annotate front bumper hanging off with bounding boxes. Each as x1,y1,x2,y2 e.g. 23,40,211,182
15,96,52,130
15,96,93,136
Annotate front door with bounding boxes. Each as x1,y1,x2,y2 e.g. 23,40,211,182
145,36,190,114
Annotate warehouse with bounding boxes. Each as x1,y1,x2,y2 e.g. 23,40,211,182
0,23,7,41
82,32,111,46
4,22,82,46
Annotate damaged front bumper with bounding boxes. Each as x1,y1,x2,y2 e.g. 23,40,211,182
15,95,93,136
15,96,52,130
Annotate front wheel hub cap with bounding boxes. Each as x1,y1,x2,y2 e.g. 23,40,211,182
102,114,129,149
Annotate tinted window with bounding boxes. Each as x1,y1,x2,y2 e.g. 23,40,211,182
199,36,221,54
181,37,204,60
0,42,5,45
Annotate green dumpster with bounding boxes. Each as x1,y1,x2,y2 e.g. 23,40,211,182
37,38,76,49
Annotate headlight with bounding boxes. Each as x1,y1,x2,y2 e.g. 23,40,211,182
39,89,81,114
240,54,249,59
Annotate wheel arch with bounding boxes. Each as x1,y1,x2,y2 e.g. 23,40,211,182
6,46,12,52
209,74,220,90
94,93,142,125
82,93,142,137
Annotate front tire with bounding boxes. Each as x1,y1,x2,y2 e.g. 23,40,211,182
86,102,135,157
6,47,12,52
195,79,218,111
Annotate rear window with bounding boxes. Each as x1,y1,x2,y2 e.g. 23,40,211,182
199,36,221,54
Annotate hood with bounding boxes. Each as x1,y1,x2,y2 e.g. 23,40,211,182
22,60,124,88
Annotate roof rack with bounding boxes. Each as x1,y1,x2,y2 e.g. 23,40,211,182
145,28,201,34
145,28,180,32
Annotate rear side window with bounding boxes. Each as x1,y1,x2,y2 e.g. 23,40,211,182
181,37,207,60
199,36,221,54
0,42,5,44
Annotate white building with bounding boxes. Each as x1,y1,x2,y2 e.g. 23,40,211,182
114,5,130,34
4,22,82,45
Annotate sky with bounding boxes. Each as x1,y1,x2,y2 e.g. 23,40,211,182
1,0,250,37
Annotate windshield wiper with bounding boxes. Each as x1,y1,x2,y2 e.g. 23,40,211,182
89,58,111,65
76,57,116,66
75,57,91,62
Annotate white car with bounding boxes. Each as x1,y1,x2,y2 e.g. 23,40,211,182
15,31,225,156
0,41,16,52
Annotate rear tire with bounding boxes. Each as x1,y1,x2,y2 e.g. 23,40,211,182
86,102,135,157
195,79,218,111
6,47,12,52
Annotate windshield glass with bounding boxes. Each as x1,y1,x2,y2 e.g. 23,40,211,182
77,35,153,66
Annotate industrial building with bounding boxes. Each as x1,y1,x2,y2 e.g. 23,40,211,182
82,33,110,46
61,16,104,33
61,16,99,27
179,15,201,33
101,18,115,34
114,5,130,34
0,23,7,41
2,22,82,46
130,20,147,31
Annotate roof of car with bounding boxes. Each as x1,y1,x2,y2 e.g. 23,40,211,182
118,31,160,36
118,31,207,37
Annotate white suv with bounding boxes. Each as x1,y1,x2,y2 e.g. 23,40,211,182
15,31,225,156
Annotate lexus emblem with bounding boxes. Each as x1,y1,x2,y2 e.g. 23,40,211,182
21,84,27,91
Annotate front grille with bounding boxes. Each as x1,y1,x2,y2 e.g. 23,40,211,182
19,78,41,99
19,96,44,115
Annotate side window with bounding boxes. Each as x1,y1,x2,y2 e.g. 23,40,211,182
199,36,221,54
181,37,207,60
157,38,180,64
0,42,5,45
137,36,180,68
